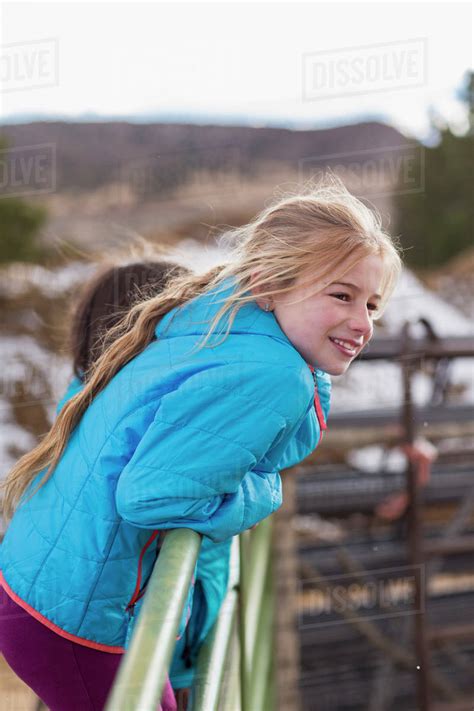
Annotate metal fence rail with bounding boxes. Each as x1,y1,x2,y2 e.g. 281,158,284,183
193,535,240,710
105,519,275,711
105,528,202,711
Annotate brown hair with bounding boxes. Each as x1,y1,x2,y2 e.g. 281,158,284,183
69,260,190,378
1,174,403,521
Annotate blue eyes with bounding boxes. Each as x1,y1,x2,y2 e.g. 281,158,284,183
331,293,379,312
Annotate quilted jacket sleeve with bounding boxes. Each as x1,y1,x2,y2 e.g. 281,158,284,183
115,360,314,542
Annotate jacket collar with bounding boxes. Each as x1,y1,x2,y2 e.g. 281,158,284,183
155,275,295,351
154,275,328,380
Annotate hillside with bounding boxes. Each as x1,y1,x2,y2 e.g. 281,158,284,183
1,120,408,191
0,120,410,251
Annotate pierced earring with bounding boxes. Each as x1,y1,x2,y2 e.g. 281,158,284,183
264,303,270,312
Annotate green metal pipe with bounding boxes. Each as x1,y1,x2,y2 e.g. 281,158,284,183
248,554,274,710
239,519,273,711
222,627,242,711
193,536,240,710
243,518,273,665
105,519,275,710
105,528,202,711
192,586,238,710
239,529,251,711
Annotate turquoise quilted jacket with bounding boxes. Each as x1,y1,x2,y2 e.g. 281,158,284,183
0,275,331,656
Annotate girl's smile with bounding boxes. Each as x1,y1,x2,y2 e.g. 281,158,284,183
270,254,384,375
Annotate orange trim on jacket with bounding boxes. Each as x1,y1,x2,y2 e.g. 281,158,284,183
307,364,328,444
0,571,125,654
125,529,160,612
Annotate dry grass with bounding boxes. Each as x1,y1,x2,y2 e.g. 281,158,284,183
35,162,396,253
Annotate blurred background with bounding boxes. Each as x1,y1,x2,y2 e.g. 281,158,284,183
0,2,473,709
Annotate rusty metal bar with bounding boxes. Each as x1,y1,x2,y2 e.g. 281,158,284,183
431,701,474,711
401,322,432,711
358,335,474,361
428,623,474,645
424,537,474,556
327,403,473,428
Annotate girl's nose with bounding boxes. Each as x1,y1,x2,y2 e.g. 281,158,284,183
348,308,373,338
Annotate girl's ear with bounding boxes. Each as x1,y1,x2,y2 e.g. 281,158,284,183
249,271,275,311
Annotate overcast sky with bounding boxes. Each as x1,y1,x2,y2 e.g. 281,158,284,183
1,1,472,140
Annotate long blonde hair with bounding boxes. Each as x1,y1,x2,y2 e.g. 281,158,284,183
1,174,403,522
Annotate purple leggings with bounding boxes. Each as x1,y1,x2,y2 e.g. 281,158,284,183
0,587,177,711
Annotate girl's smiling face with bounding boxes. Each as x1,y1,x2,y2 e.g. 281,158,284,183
268,254,385,375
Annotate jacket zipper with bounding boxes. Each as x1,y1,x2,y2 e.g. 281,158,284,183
125,530,161,616
307,364,328,444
